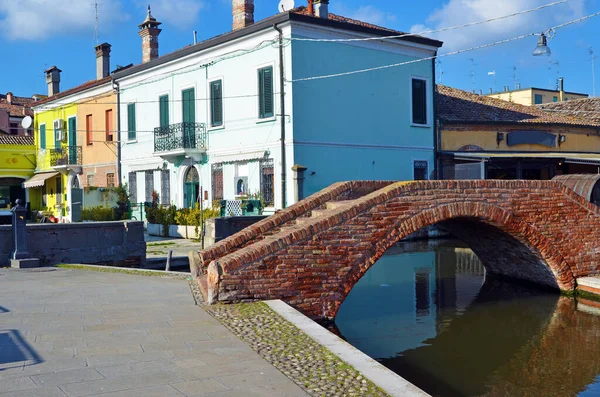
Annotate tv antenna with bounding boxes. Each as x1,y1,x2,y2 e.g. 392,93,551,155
278,0,295,12
436,60,443,84
512,66,519,89
467,58,476,93
590,47,597,97
92,0,100,45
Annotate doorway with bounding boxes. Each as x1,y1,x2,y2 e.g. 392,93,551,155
71,176,83,222
184,166,199,209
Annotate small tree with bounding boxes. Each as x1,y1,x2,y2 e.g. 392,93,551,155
113,183,131,220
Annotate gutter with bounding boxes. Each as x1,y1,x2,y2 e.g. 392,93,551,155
274,23,287,209
112,80,122,184
432,52,439,179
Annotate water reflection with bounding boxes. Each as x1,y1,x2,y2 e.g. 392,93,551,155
335,239,600,397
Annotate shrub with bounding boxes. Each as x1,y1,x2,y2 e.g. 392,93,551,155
145,190,160,224
113,184,131,220
81,206,115,221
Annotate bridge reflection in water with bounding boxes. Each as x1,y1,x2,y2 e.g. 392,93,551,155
335,240,600,397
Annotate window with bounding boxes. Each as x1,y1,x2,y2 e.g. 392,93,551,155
411,78,427,125
9,123,18,135
182,88,195,124
211,163,223,201
260,159,275,207
210,80,223,127
553,96,558,102
40,124,46,149
106,173,115,188
145,171,154,203
159,95,169,128
414,161,428,180
105,109,113,141
87,174,94,187
160,170,170,205
127,103,136,140
258,66,274,119
128,172,137,203
534,94,543,104
55,177,62,204
86,114,93,145
415,270,431,317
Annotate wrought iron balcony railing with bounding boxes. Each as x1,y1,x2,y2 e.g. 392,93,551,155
50,146,82,167
154,122,207,153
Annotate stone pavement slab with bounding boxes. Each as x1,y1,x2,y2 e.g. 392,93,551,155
0,267,309,397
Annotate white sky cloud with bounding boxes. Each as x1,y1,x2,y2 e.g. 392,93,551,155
411,0,586,51
135,0,205,29
0,0,128,41
330,4,397,27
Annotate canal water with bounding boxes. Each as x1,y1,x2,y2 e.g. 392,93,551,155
335,239,600,397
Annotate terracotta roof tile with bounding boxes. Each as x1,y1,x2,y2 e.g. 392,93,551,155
537,98,600,124
292,6,401,34
436,85,600,127
0,135,34,145
0,94,34,117
32,76,112,107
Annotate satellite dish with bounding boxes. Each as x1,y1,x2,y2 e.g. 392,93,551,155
21,116,32,129
278,0,294,12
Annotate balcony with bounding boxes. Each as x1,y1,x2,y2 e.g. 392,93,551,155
154,122,207,161
50,146,82,174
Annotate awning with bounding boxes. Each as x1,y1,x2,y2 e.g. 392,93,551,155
443,151,600,166
210,150,268,164
23,171,59,188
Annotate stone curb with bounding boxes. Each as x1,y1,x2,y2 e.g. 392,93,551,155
265,300,429,397
55,264,190,279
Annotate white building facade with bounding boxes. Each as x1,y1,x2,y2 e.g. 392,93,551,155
114,4,443,213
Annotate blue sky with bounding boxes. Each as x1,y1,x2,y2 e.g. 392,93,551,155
1,0,599,97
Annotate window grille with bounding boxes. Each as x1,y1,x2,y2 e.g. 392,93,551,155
128,172,137,203
161,170,170,205
414,161,429,181
260,159,274,207
212,163,223,201
106,173,115,188
145,171,154,203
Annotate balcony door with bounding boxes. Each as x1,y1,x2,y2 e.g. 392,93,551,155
68,117,77,164
182,88,195,148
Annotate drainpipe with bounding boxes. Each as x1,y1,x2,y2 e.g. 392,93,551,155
274,23,287,208
432,51,439,180
113,80,122,184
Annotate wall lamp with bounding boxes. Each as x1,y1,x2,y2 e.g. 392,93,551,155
558,134,566,145
533,30,555,57
496,132,505,146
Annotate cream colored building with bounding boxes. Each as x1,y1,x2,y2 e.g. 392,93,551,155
486,80,587,106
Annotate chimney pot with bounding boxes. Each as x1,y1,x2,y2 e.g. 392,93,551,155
45,66,62,97
95,42,111,80
139,5,162,63
314,0,329,19
233,0,254,30
6,92,13,104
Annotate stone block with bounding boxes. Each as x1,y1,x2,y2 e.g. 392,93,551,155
11,258,40,269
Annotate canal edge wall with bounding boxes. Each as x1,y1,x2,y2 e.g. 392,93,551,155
265,299,430,397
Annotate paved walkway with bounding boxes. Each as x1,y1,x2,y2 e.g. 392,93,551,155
0,268,308,397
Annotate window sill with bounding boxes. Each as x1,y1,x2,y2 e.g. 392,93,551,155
208,125,225,132
410,123,431,128
257,117,276,124
127,139,138,144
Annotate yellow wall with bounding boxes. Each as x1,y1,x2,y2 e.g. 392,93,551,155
487,89,588,106
0,143,36,179
441,125,600,153
77,93,117,168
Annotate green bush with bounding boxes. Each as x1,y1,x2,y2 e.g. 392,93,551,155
81,206,115,221
114,184,131,221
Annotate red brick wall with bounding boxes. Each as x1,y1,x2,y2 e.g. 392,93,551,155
200,180,600,320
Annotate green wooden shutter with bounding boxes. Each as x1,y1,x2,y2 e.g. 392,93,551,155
210,80,223,127
259,67,274,119
68,117,77,146
40,124,46,149
182,88,195,124
54,120,61,149
127,103,136,140
159,95,169,128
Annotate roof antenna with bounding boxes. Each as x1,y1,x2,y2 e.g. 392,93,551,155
92,0,100,45
308,0,314,15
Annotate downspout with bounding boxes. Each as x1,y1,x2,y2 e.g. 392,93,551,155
113,80,122,185
274,23,287,209
432,51,439,180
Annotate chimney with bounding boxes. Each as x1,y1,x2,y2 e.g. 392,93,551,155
558,77,564,102
233,0,254,30
138,5,162,64
315,0,329,18
45,66,62,96
6,92,13,104
95,42,111,80
489,88,493,94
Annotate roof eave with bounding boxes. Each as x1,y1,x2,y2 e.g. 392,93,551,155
438,119,600,129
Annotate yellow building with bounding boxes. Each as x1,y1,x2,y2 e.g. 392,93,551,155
437,85,600,180
485,80,588,106
29,51,117,222
0,135,36,208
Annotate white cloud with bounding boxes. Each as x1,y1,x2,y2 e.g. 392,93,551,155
0,0,128,41
411,0,586,51
330,4,397,27
136,0,205,29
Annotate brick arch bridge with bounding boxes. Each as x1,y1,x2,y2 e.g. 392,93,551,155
194,180,600,320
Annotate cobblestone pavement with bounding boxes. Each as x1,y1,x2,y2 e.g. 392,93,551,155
190,283,389,397
0,267,308,396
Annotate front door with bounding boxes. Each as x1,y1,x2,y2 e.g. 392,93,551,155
182,88,195,148
71,177,83,222
68,117,77,164
184,167,199,209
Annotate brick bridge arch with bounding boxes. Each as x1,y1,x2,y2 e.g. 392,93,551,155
196,180,600,320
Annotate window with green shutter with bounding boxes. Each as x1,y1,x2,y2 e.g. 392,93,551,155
159,95,169,128
127,103,136,140
411,78,427,125
210,80,223,127
258,66,274,119
40,124,46,149
182,88,195,124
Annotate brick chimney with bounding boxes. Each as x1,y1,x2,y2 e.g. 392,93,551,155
45,66,62,97
139,5,162,64
6,92,13,104
232,0,254,30
315,0,329,19
95,42,111,80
